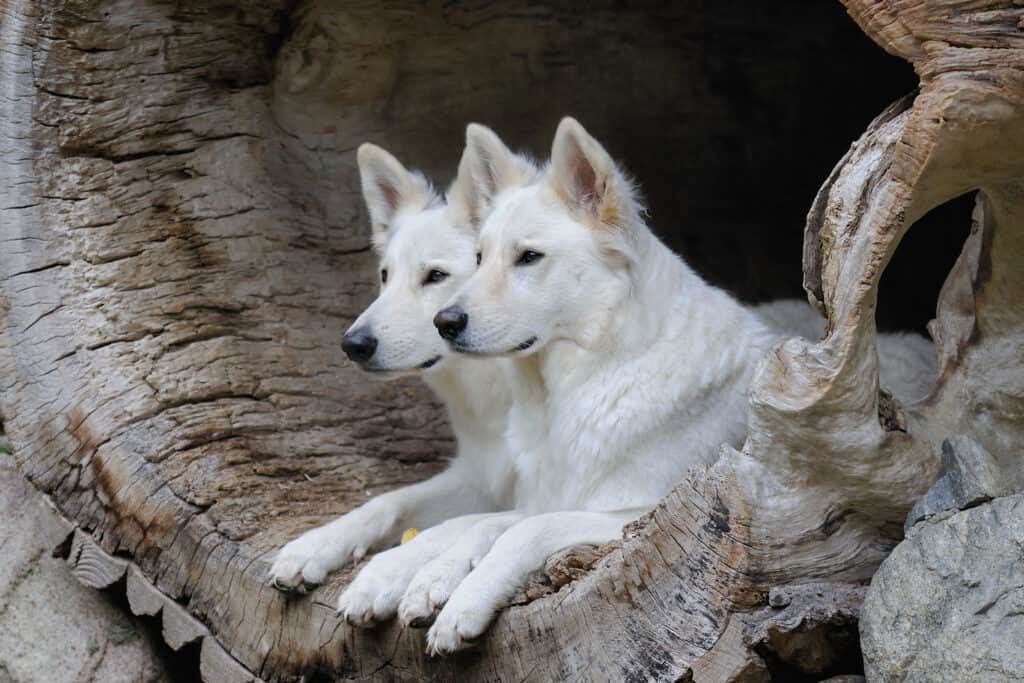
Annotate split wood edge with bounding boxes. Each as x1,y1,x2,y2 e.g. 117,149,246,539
62,527,263,683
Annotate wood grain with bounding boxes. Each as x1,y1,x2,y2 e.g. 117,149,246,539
1,0,1022,680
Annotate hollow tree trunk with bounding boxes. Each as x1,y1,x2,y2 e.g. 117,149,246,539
1,1,1022,681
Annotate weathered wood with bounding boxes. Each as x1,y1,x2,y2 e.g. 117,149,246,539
66,528,128,590
1,0,1022,681
126,565,165,618
70,529,261,682
70,531,209,651
201,637,261,683
161,597,210,652
694,583,866,682
692,617,769,683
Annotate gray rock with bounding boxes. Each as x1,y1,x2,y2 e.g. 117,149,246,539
861,494,1024,682
904,435,1010,533
0,461,170,683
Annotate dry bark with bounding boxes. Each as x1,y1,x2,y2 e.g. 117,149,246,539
1,1,1022,681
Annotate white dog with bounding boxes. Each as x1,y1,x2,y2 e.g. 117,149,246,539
269,143,536,627
425,119,936,654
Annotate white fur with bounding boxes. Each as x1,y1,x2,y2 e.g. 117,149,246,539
425,119,937,653
427,509,640,654
269,145,526,613
446,119,786,512
755,299,826,340
336,512,511,626
398,511,523,627
271,124,936,652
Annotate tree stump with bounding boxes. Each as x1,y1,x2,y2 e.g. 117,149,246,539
1,1,1022,681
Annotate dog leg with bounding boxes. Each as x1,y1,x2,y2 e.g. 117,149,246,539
425,509,641,655
398,511,524,627
268,467,494,591
336,511,508,626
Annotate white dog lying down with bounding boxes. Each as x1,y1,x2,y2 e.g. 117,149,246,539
269,143,538,626
424,119,935,653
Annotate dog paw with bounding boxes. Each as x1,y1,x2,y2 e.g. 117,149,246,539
336,549,417,627
269,533,349,592
268,503,397,592
425,595,495,656
398,558,469,627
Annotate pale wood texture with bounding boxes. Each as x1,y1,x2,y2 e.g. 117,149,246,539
66,528,129,590
1,1,1022,681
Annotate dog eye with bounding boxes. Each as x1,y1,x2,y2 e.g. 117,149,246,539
515,250,544,266
422,269,449,286
475,252,482,266
381,269,388,284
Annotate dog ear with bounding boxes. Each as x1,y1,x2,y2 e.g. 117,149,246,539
357,143,432,249
451,124,519,225
445,141,480,230
550,117,621,227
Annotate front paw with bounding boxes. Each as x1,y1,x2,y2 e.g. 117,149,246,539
269,532,345,592
269,504,395,592
425,592,496,656
398,557,470,628
336,550,417,627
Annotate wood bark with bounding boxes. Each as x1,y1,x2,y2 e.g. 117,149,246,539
0,1,1022,681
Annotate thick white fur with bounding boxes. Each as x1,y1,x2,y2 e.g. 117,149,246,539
399,510,524,627
268,145,533,624
425,119,937,653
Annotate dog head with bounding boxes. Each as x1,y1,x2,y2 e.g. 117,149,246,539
342,143,479,375
436,118,644,357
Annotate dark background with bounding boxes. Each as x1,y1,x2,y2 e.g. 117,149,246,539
281,1,974,334
542,2,972,334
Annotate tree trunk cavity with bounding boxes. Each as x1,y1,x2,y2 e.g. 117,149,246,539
0,1,1021,681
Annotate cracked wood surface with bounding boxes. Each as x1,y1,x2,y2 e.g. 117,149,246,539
1,0,453,678
1,1,1023,681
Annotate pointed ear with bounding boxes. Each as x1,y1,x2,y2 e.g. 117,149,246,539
357,143,432,247
455,124,520,224
550,117,620,225
445,145,480,230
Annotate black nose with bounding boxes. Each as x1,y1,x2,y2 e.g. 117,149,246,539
434,307,468,341
341,329,377,363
